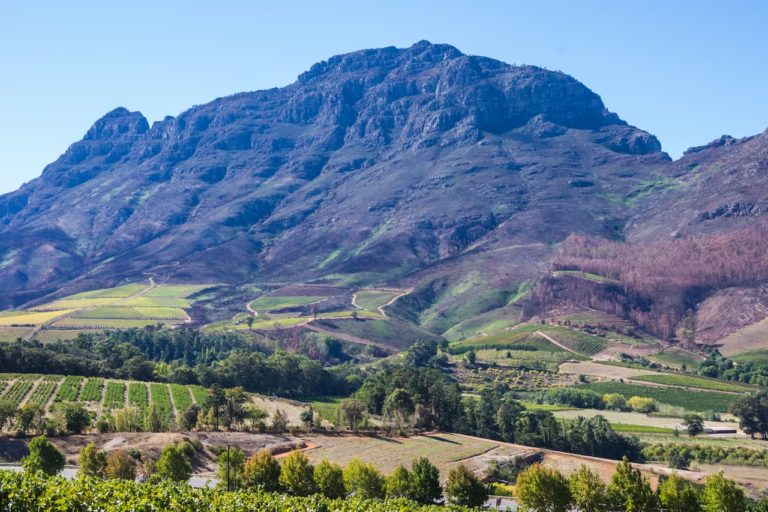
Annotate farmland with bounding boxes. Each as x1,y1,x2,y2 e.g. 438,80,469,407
632,373,754,393
581,381,737,412
0,282,209,341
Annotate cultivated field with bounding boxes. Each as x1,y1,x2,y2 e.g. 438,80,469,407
0,283,209,341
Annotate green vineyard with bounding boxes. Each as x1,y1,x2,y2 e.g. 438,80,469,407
0,374,209,419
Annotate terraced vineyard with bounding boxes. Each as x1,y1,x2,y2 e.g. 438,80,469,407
538,326,609,356
0,283,209,341
150,383,173,421
26,380,59,407
1,380,33,405
80,378,105,402
170,384,193,412
128,382,149,410
54,376,83,402
103,381,126,409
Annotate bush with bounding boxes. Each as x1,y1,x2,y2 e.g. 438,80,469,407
445,464,488,507
343,458,385,499
279,450,315,496
105,449,136,480
155,443,192,482
515,465,571,512
243,449,281,491
627,396,658,413
314,460,346,499
603,393,627,411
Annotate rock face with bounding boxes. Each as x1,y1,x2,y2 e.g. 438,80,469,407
0,41,671,309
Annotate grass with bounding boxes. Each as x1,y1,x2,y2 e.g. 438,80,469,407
0,327,32,342
732,349,768,367
522,402,574,412
68,284,147,299
552,270,617,284
142,285,209,297
249,295,328,312
650,348,703,369
633,373,754,393
309,396,345,425
582,382,737,413
54,318,162,329
449,325,566,354
119,296,193,308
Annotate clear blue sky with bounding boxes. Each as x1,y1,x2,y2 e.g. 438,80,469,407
1,0,766,194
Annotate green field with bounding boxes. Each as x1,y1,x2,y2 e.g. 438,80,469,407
633,373,754,393
354,290,401,312
249,295,328,312
142,285,209,297
74,306,187,320
609,423,675,434
67,284,147,299
650,348,703,369
582,381,737,412
0,310,75,326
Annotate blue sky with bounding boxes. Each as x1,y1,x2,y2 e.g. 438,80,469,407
1,0,766,194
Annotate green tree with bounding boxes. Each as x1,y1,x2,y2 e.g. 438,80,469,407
607,457,659,512
0,399,16,431
223,387,250,429
658,473,702,512
314,460,346,499
15,403,44,435
155,443,193,482
603,393,627,411
627,396,658,413
386,464,412,499
409,457,442,504
204,384,226,430
569,465,609,512
683,414,705,437
343,458,385,499
701,472,745,512
78,442,107,478
181,404,200,431
515,464,572,512
445,463,488,507
279,450,315,496
217,446,246,490
338,398,367,431
104,449,136,480
464,350,477,367
22,435,65,476
300,407,314,431
243,449,281,491
144,404,163,432
383,388,415,432
54,402,91,434
271,409,288,432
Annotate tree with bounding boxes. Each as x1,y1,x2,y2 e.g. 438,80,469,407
156,443,193,482
464,350,477,367
515,464,572,512
144,404,163,432
701,472,745,512
658,473,702,512
627,396,658,413
246,315,255,330
386,465,412,499
404,340,438,368
409,457,442,504
223,387,249,429
569,465,609,512
53,402,91,434
0,400,17,431
243,449,281,491
204,384,226,430
114,406,144,432
496,399,525,442
15,403,44,435
300,407,314,431
603,393,627,411
279,450,315,496
338,398,366,431
731,393,768,439
607,457,659,512
104,449,136,480
22,435,65,476
314,460,346,499
683,414,705,437
343,458,385,499
78,442,107,478
217,446,246,490
181,404,200,431
383,388,415,432
445,464,488,507
271,409,288,432
244,404,269,431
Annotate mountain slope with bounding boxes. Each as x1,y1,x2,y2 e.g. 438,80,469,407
0,41,669,318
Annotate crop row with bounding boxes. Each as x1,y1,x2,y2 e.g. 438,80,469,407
103,381,126,409
150,383,173,420
128,382,149,409
190,385,208,405
170,384,193,412
1,380,33,406
80,378,105,402
582,381,736,412
54,376,83,402
26,381,58,407
540,328,608,356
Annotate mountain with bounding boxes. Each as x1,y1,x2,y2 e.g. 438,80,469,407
0,41,670,323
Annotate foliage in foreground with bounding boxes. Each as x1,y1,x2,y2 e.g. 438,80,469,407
0,470,475,512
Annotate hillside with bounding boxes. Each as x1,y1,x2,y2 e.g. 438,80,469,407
0,41,667,329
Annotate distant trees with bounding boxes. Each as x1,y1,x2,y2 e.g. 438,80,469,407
683,414,705,437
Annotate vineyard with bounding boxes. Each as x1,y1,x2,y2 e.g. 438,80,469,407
582,381,737,412
537,327,609,356
0,374,214,420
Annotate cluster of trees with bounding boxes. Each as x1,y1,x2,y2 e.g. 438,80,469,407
644,442,768,469
0,400,91,436
699,352,768,386
530,226,768,339
731,392,768,439
0,331,354,398
515,459,759,512
540,388,660,414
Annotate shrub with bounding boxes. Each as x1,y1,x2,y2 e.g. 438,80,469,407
542,388,604,409
243,449,281,491
279,450,315,496
603,393,627,411
155,443,192,482
22,435,65,476
343,458,385,499
515,464,571,512
314,460,346,499
627,396,658,413
445,464,488,507
104,449,136,480
79,442,107,478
